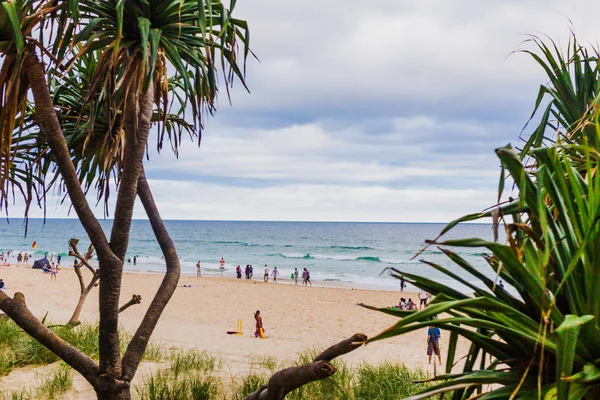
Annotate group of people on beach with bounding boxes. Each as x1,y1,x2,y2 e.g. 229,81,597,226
195,258,314,286
395,291,431,311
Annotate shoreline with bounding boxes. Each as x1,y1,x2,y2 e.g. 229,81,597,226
5,262,406,293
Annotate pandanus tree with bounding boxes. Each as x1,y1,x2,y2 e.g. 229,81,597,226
0,0,250,398
361,36,600,399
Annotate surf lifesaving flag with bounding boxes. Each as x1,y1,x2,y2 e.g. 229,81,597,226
32,241,37,249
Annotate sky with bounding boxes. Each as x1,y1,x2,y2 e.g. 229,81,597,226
16,0,600,222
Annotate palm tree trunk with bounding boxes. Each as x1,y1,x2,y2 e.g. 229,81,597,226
121,167,181,380
99,79,154,378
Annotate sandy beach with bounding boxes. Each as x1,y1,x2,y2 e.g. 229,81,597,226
0,264,468,397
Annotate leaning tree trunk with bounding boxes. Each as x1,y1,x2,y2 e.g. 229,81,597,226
243,333,367,399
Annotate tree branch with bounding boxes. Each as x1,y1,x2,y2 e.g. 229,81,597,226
121,167,180,381
118,295,142,313
243,333,367,400
69,239,97,275
109,76,155,261
0,291,100,384
24,51,113,261
73,261,86,293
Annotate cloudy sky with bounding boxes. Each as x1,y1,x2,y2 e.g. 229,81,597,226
27,1,600,222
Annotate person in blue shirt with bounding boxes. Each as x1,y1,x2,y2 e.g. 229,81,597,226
427,323,442,365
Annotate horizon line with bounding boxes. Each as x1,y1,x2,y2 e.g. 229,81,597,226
2,217,492,225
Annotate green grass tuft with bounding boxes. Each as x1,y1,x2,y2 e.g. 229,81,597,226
36,363,73,399
231,373,267,400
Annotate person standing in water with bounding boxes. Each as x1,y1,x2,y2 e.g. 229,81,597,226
254,310,264,338
400,275,406,291
293,268,299,285
196,260,201,277
271,266,279,283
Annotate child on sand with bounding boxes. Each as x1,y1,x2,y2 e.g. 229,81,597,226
50,263,58,281
254,310,265,338
271,267,279,283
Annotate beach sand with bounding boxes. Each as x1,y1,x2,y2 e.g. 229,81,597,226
0,264,468,397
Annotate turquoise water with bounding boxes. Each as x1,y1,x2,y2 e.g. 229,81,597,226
0,219,499,291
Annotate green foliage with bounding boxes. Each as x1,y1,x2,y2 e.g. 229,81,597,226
248,355,280,373
231,352,439,400
353,362,436,399
168,349,220,377
0,317,159,375
231,374,267,400
36,363,73,399
135,349,222,400
0,0,252,215
520,34,600,157
0,388,31,400
364,36,600,399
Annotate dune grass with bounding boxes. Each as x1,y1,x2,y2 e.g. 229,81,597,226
230,349,443,400
0,316,442,399
36,363,73,399
0,316,163,376
135,349,222,400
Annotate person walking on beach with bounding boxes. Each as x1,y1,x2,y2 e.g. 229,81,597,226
419,291,429,309
400,275,406,291
263,265,269,282
245,265,250,279
196,261,201,277
294,268,299,285
133,256,137,265
271,267,279,283
236,265,242,279
249,265,254,279
254,310,265,338
303,268,312,286
427,323,442,365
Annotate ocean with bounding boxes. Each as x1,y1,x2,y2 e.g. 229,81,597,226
0,219,499,292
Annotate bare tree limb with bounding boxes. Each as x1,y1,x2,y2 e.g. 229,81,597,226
67,239,99,327
243,333,367,400
118,295,142,313
69,239,97,275
121,167,181,381
0,291,100,385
